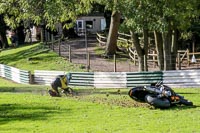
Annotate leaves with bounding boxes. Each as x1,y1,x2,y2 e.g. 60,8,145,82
0,0,94,30
121,0,200,32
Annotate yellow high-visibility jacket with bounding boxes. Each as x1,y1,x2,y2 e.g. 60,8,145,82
59,76,68,89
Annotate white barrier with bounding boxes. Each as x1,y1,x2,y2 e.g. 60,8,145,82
0,64,30,84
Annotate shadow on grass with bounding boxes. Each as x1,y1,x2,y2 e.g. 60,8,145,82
0,86,46,93
0,44,52,64
0,102,71,126
168,105,199,110
177,92,200,95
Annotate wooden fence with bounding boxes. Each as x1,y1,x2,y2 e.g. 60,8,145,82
96,33,107,46
177,49,200,68
96,33,200,69
0,64,30,84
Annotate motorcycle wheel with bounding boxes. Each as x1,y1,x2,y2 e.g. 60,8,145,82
145,94,171,108
179,98,193,106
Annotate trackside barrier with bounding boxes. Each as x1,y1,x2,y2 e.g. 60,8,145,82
33,70,94,86
163,70,200,88
94,72,126,88
69,72,94,86
32,70,200,88
33,70,66,85
1,66,200,88
0,64,30,84
33,70,126,87
126,71,163,87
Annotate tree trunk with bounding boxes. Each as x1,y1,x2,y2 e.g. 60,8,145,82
154,31,164,70
143,28,148,71
0,15,9,49
162,29,172,70
130,30,145,72
171,29,178,70
16,24,25,45
105,11,121,56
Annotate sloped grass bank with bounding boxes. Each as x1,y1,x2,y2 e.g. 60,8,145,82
0,43,84,73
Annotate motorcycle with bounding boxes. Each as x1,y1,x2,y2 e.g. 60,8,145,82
128,81,193,108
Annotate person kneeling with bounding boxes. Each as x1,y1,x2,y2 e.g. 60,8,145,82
48,74,71,97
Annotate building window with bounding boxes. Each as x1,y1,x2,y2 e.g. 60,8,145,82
77,21,83,29
86,21,93,29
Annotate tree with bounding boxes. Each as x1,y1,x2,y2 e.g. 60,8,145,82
122,0,200,71
151,0,200,70
105,10,121,56
122,1,151,71
94,0,123,56
0,0,93,45
0,15,9,48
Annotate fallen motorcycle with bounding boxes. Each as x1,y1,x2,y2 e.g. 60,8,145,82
128,81,193,108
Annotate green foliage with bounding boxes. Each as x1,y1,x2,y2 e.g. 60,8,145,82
0,0,93,30
117,40,130,50
180,31,193,40
121,0,200,32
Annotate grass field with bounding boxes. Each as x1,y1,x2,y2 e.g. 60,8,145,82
0,78,200,133
1,43,200,133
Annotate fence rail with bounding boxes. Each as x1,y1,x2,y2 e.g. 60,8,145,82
96,33,107,46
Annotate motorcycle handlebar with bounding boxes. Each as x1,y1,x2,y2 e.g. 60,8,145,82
156,81,163,86
145,86,162,94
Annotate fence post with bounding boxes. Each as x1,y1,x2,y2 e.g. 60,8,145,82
128,59,131,72
134,51,136,66
114,54,116,72
87,52,90,72
40,29,43,43
178,52,181,70
29,71,34,84
58,39,61,56
69,45,71,62
153,51,156,68
187,49,189,66
51,34,54,51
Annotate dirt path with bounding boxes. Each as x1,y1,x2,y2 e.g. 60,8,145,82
52,36,160,72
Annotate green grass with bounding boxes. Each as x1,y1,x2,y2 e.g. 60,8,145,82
0,43,85,73
0,78,200,133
